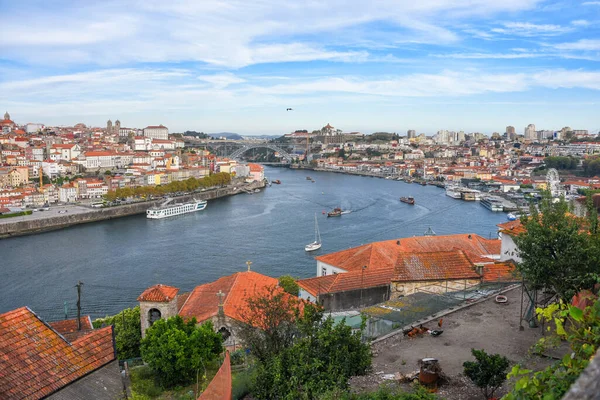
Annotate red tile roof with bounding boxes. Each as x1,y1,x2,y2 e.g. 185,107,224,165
198,352,231,400
178,271,281,323
137,284,180,302
482,262,519,282
315,234,499,272
394,250,479,281
0,307,115,400
49,316,93,334
497,220,526,236
298,267,395,296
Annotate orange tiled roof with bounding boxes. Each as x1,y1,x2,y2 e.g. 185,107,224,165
298,267,395,296
315,234,499,272
49,316,93,334
0,307,115,400
178,271,281,323
198,352,232,400
482,262,520,282
497,220,526,236
394,250,479,281
137,284,180,302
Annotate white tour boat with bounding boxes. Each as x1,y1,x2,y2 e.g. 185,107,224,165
146,198,207,219
445,186,462,199
305,213,322,252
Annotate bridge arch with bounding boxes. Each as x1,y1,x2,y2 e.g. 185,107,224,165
229,143,294,162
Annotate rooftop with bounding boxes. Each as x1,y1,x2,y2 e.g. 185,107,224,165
137,284,180,302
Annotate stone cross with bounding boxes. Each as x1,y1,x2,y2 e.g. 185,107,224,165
246,260,252,272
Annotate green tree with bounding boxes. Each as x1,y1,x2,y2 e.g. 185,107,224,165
93,306,142,360
278,275,300,296
513,193,600,301
252,303,371,399
140,316,223,387
463,349,509,399
504,297,600,400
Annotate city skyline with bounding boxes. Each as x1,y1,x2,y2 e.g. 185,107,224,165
1,0,599,134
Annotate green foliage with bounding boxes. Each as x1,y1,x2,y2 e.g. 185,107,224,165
504,298,600,400
0,210,32,218
278,275,300,296
104,172,231,201
251,303,372,399
318,384,437,399
140,316,223,388
543,156,579,170
583,155,600,177
513,193,600,301
463,349,509,399
93,306,142,360
129,365,163,398
232,368,255,400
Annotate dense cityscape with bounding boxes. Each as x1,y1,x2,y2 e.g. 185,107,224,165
2,0,600,399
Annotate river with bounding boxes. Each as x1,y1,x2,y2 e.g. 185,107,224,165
0,167,507,321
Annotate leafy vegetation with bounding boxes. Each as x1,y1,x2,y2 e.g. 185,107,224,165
463,349,509,399
140,316,223,388
318,384,438,399
237,288,372,399
0,210,32,218
278,275,300,296
504,297,600,400
104,172,231,201
583,155,600,177
93,306,142,360
543,156,579,170
513,193,600,301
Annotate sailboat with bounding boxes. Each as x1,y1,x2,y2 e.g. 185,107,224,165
305,214,322,252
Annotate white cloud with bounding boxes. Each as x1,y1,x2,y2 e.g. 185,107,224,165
555,39,600,51
491,22,572,37
571,20,591,26
0,0,543,68
582,1,600,5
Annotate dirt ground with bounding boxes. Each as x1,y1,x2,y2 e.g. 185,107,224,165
351,287,559,399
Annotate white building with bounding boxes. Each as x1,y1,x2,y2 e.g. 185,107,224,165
59,184,78,203
41,161,61,179
524,124,536,140
143,125,169,140
25,123,44,134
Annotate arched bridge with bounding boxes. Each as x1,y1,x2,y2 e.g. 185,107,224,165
229,143,294,162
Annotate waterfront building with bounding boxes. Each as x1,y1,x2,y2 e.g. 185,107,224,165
248,163,265,182
138,271,296,349
0,307,123,400
143,124,169,140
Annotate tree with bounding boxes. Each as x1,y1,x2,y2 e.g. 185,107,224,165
93,306,142,360
513,193,600,301
278,275,300,296
140,316,223,387
505,296,600,400
463,349,509,399
252,303,372,399
236,286,302,363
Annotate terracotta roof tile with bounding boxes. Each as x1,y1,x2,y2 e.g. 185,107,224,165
0,307,115,400
178,271,283,323
315,234,499,272
48,316,93,334
298,267,395,296
198,352,231,400
482,262,520,282
137,284,179,302
394,250,479,281
497,220,526,236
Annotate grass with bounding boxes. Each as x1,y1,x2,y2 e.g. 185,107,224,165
0,210,32,219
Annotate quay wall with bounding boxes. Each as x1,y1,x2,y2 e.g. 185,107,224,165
0,181,264,239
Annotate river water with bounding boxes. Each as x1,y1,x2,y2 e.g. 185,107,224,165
0,167,507,321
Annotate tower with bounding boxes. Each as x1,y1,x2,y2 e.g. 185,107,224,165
3,111,10,120
107,119,113,133
114,119,121,134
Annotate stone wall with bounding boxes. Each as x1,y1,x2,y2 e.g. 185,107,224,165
0,181,264,239
139,298,180,338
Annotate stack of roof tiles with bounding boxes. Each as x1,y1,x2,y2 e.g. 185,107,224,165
0,307,116,400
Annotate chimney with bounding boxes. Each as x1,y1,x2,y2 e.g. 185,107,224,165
474,263,484,276
396,240,401,245
217,290,225,316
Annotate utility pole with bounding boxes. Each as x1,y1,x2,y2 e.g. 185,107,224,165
360,265,367,307
76,281,84,330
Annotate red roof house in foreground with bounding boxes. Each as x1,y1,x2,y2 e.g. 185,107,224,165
0,307,124,400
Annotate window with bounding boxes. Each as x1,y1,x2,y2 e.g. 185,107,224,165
321,267,327,276
218,326,231,341
148,308,162,326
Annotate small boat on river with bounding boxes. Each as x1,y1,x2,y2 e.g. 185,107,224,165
306,176,312,180
400,196,415,205
272,180,281,184
327,207,342,217
305,213,322,252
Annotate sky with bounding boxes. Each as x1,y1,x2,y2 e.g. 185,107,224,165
0,0,599,135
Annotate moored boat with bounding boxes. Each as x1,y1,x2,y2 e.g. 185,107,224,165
400,196,415,205
445,186,462,199
305,213,322,252
480,196,504,212
327,207,342,217
272,180,281,184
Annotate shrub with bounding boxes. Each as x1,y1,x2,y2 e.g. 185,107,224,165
463,349,509,399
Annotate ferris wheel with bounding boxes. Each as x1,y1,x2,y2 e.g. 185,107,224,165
546,168,560,197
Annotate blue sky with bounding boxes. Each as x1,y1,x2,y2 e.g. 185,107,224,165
1,0,599,135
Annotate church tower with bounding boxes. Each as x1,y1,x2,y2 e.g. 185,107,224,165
107,119,113,133
4,111,10,120
114,119,121,135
